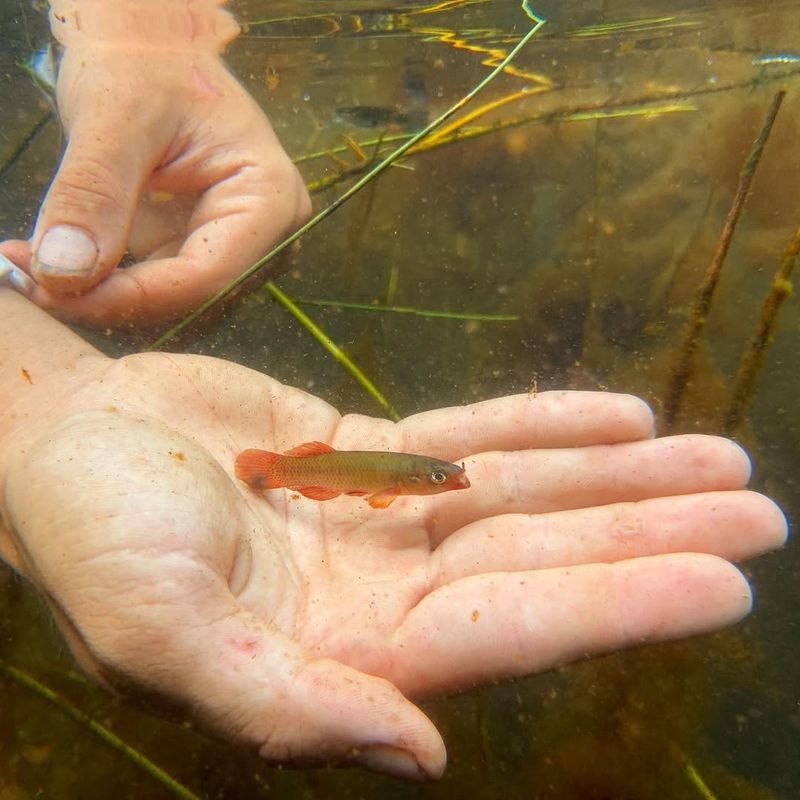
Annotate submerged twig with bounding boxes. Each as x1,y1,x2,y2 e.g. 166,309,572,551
0,660,201,800
662,90,785,430
148,1,546,351
296,297,518,321
725,224,800,434
265,282,401,421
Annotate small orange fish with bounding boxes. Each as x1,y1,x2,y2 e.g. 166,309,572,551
235,441,470,508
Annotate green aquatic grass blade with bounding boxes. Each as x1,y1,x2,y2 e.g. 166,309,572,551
297,297,519,321
685,759,719,800
567,16,696,37
265,282,401,421
148,1,546,351
0,660,201,800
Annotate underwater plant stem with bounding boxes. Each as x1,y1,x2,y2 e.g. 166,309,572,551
725,223,800,434
265,282,401,421
296,297,518,321
302,99,696,195
0,660,201,800
147,2,545,351
662,90,785,430
685,758,719,800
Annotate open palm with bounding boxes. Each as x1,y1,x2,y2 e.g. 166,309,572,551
2,351,786,779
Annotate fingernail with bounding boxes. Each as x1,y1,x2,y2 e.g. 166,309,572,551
355,745,428,781
0,253,36,297
35,225,98,277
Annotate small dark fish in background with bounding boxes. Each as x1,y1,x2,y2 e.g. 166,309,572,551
333,105,409,129
334,58,428,130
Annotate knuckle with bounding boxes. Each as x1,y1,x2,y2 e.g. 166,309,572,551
47,156,127,219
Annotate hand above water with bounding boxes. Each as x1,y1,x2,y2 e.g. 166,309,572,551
0,0,310,327
0,294,786,780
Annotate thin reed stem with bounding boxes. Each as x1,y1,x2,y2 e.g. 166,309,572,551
0,660,201,800
662,90,785,430
296,297,518,321
265,282,401,420
725,224,800,434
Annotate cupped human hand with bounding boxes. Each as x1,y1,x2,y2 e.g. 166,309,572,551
0,353,786,779
0,42,310,327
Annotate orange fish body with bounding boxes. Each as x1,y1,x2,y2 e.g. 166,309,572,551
234,441,470,508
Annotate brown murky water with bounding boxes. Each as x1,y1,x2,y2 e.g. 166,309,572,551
1,0,799,797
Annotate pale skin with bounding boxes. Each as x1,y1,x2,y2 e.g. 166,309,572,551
0,290,788,779
0,0,789,783
0,0,311,326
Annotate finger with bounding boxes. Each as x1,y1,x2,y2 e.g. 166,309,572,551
188,621,446,780
0,240,31,266
0,521,25,575
394,392,655,460
433,490,788,585
30,105,174,295
110,598,446,778
422,434,752,541
30,157,310,327
0,248,37,298
392,553,751,697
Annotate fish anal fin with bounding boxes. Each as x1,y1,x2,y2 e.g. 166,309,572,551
284,441,336,458
297,485,340,501
235,449,282,490
367,488,400,509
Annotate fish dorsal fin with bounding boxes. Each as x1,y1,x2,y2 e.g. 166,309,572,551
284,441,336,458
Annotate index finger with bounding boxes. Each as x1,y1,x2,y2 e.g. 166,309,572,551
397,391,655,461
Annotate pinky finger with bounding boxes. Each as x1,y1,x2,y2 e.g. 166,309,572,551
391,553,751,697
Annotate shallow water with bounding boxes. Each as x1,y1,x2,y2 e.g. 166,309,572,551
1,0,799,797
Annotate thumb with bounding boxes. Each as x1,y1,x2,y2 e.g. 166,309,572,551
195,615,448,780
31,111,168,295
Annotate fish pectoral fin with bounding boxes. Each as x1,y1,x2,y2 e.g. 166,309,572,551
284,441,336,457
297,486,340,501
366,488,400,509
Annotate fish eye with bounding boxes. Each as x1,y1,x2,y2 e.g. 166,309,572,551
430,470,447,484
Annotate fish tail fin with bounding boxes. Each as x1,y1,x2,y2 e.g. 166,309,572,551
235,449,285,491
